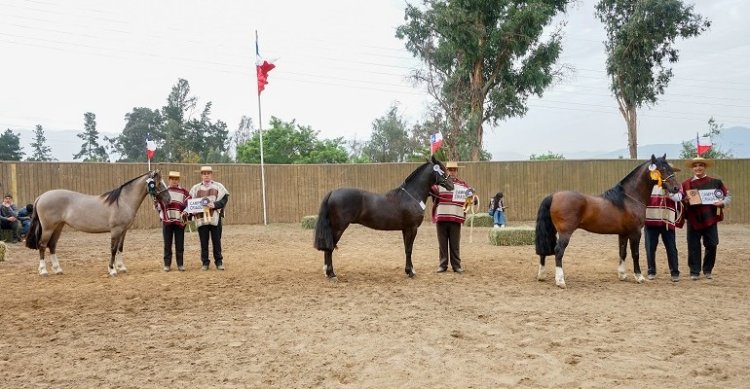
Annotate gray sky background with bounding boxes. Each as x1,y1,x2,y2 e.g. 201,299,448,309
1,0,748,161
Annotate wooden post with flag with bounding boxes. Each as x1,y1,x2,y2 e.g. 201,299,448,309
256,30,275,225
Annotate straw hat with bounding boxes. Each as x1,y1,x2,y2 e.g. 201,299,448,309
684,157,713,169
199,166,214,173
167,171,181,178
445,161,461,169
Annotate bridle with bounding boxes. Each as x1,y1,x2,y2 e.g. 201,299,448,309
146,171,169,199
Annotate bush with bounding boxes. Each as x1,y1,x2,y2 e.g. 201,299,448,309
301,215,317,229
488,226,535,246
0,241,6,262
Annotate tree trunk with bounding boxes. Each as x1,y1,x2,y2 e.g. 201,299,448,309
616,96,639,159
469,62,485,161
626,106,638,159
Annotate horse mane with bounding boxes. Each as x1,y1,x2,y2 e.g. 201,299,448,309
101,172,149,205
600,161,649,208
401,160,431,185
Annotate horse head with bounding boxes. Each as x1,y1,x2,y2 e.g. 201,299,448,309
431,155,454,191
147,170,171,203
649,154,680,194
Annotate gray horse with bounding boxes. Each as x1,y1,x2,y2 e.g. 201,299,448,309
26,171,169,276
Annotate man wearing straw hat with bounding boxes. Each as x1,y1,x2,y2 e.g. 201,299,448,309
189,166,230,271
681,156,731,281
156,171,191,272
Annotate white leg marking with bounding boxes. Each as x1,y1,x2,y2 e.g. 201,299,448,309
618,261,628,281
635,273,645,284
115,252,127,272
38,259,49,276
555,266,566,288
537,264,546,281
50,254,63,274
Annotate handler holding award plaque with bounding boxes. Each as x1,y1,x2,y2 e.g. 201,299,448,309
681,157,731,280
189,166,229,271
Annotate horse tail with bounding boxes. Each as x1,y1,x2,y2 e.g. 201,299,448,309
313,191,335,251
535,195,557,256
25,206,42,250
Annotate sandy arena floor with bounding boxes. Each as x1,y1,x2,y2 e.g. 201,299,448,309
1,222,749,388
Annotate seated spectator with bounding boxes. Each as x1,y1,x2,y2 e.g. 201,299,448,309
1,193,22,243
16,203,33,239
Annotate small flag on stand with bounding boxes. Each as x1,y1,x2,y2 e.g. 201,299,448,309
256,33,276,95
146,135,157,160
696,133,712,156
430,132,444,155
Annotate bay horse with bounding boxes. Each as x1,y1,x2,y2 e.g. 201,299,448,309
314,156,453,279
535,154,680,288
25,170,170,276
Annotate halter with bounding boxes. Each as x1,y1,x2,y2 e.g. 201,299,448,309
146,171,168,199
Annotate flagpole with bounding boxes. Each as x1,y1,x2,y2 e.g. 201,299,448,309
257,30,268,225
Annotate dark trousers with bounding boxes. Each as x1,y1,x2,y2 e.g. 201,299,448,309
436,221,462,270
162,223,185,267
644,226,679,277
1,220,22,241
686,223,719,276
197,222,223,266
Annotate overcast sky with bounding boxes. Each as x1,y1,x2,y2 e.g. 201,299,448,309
1,0,749,161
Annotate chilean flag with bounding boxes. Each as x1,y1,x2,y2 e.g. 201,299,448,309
256,32,275,94
146,134,157,160
430,132,444,154
697,133,712,156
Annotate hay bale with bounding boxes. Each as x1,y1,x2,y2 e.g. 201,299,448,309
488,226,535,246
0,241,7,262
301,215,317,229
465,213,493,227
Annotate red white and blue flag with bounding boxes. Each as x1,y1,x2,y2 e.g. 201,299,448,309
430,132,443,154
146,134,157,160
697,133,712,156
256,32,275,95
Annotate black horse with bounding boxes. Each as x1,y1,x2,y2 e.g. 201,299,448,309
314,156,453,279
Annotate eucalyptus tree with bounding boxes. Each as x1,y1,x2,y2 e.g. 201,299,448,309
595,0,710,158
111,107,163,162
397,0,571,160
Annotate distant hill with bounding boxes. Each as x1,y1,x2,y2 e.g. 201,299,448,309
565,126,750,160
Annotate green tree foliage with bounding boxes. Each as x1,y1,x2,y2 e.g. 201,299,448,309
530,151,565,160
159,79,230,163
361,104,416,162
27,124,55,161
595,0,710,158
236,117,348,164
110,107,163,162
397,0,570,160
0,129,24,161
679,117,732,160
73,112,109,162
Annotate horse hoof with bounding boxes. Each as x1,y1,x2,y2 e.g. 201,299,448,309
327,276,338,283
556,281,566,289
618,273,628,281
635,274,645,284
406,270,416,278
39,270,49,277
54,270,63,275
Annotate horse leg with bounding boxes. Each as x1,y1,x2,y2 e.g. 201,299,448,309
115,231,127,273
554,233,571,288
48,226,65,275
37,225,58,276
108,235,121,277
617,235,629,281
537,255,547,281
323,226,346,279
402,228,418,277
629,232,645,283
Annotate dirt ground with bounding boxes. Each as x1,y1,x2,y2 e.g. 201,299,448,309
1,222,749,388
